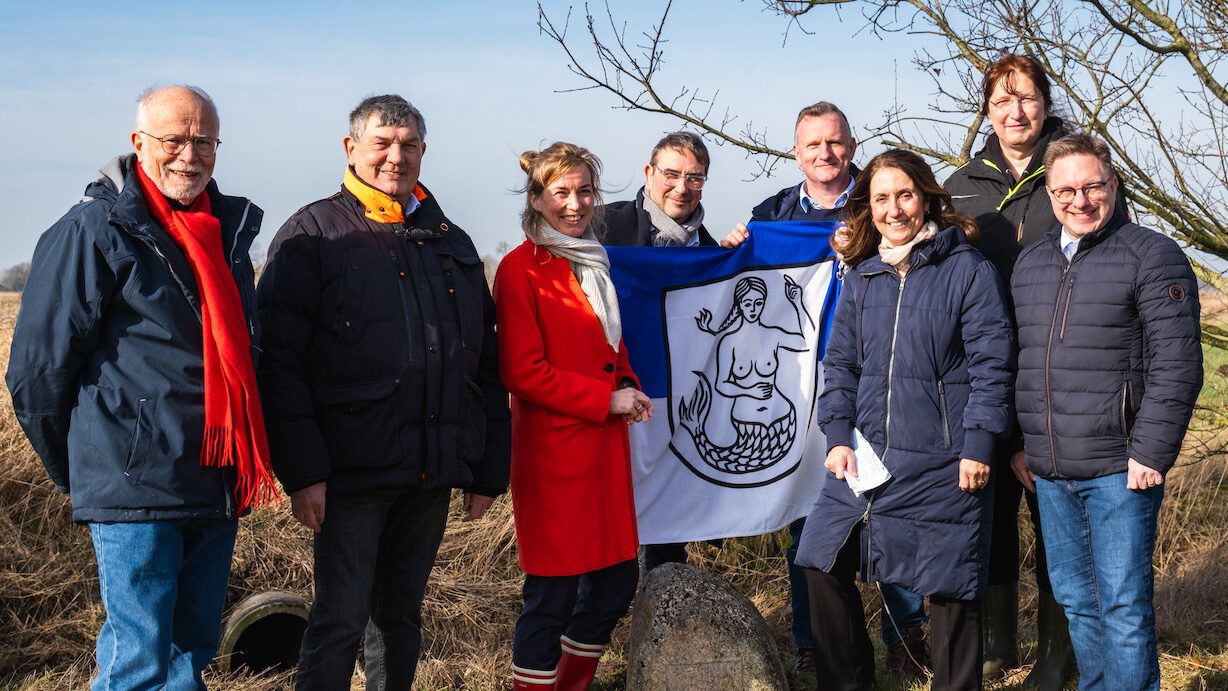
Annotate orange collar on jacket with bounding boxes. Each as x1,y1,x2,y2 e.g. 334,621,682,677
343,167,427,224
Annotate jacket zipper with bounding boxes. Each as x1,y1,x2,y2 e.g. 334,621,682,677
827,493,874,573
1058,274,1076,341
145,240,203,324
883,274,907,456
862,493,874,582
839,273,906,581
938,380,951,449
230,202,256,340
1044,264,1072,476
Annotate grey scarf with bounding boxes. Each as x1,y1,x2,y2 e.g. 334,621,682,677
643,193,705,247
534,224,623,350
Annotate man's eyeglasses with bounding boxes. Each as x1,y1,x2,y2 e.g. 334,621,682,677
653,165,707,190
139,131,221,157
1049,179,1113,204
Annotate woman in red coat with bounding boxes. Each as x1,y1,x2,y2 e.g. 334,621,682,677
495,141,653,691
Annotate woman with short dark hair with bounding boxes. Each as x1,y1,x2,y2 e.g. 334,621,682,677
944,53,1082,688
797,148,1015,691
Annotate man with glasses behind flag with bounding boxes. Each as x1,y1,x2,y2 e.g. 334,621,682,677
7,84,276,690
601,132,719,577
603,131,718,248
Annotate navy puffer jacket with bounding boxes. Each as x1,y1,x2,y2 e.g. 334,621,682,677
1011,211,1201,478
796,226,1015,600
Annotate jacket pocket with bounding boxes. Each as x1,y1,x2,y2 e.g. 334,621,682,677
437,249,487,352
937,380,952,451
1120,378,1134,440
458,378,488,463
329,249,373,352
314,378,404,471
122,396,156,485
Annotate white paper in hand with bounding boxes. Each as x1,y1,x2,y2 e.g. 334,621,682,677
847,428,891,497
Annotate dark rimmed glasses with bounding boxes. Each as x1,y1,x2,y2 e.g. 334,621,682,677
652,165,707,190
1049,179,1113,204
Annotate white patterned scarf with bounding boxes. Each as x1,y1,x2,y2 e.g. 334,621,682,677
535,224,623,350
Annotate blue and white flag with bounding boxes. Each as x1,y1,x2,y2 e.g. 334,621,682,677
607,220,842,543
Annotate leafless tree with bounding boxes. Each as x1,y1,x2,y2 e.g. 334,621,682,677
0,262,30,292
538,0,1228,349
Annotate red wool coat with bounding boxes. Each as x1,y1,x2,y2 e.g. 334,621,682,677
493,239,640,577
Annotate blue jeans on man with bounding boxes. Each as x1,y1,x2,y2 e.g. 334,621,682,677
89,518,238,691
295,487,451,691
1036,473,1163,691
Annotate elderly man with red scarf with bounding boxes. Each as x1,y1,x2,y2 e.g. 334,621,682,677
7,84,275,691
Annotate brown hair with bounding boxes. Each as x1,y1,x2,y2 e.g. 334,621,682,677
794,101,853,137
840,149,978,266
649,131,710,173
981,53,1052,116
518,142,605,241
1042,133,1116,176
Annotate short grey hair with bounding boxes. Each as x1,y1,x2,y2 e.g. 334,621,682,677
135,84,217,130
1043,133,1116,177
348,94,427,141
794,101,853,142
649,131,710,173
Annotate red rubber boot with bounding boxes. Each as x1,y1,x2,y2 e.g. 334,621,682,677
554,636,605,691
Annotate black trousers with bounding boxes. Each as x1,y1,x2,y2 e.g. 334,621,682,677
987,445,1052,592
805,525,983,691
512,559,639,671
296,487,450,691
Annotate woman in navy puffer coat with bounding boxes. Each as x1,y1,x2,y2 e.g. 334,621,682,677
795,150,1015,691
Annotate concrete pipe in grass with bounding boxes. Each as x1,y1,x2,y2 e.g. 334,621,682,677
218,591,310,674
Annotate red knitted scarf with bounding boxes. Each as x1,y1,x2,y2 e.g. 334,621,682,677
135,165,277,513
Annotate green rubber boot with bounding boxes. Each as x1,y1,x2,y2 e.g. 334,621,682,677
981,583,1019,679
1024,592,1075,691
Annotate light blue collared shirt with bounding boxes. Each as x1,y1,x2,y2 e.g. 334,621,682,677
404,194,421,217
799,174,856,212
1060,228,1080,262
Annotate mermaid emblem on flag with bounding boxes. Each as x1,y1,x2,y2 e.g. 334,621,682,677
668,269,820,487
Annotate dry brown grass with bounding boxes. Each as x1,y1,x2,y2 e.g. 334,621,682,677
2,288,1227,690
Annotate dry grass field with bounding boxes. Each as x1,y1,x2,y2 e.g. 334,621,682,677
1,288,1226,690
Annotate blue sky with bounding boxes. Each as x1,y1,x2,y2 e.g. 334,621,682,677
0,1,941,268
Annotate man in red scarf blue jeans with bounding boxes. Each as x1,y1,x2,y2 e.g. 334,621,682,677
7,84,276,691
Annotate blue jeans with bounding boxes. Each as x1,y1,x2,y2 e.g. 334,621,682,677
89,518,238,691
787,518,924,648
295,487,450,691
879,580,926,646
1036,473,1163,691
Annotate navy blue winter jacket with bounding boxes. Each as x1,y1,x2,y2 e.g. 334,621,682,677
1011,210,1201,478
6,154,262,522
796,226,1015,599
749,166,862,222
